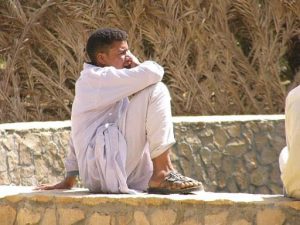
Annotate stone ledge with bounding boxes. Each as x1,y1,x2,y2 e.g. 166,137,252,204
0,115,285,131
0,186,299,225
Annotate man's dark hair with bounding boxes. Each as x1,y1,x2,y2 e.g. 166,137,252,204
86,28,128,65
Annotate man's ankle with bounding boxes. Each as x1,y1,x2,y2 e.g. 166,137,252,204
152,149,174,172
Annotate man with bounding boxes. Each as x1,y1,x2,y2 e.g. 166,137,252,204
280,85,300,198
36,28,203,194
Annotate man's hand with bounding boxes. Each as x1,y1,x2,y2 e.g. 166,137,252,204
34,176,77,190
124,51,141,68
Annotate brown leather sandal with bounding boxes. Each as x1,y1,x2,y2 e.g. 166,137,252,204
147,171,204,194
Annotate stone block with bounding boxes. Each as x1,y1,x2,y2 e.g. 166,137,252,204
250,168,269,186
178,142,193,158
270,168,281,184
242,129,253,145
134,211,150,225
22,133,40,152
180,157,193,177
20,165,35,178
224,139,247,157
226,125,241,137
211,150,223,169
200,135,214,147
0,147,7,172
269,184,282,194
222,157,234,177
243,151,257,171
116,213,133,225
9,168,21,185
205,211,228,225
7,150,18,172
16,207,41,225
217,171,227,189
207,166,217,182
185,135,202,145
199,128,213,137
260,122,274,132
227,178,238,193
149,209,177,225
231,219,251,225
41,209,56,225
256,186,271,194
245,122,259,133
0,171,10,184
2,134,19,151
200,147,212,165
19,144,32,166
58,208,84,225
256,208,285,225
260,149,278,165
180,218,202,225
235,171,249,191
214,127,229,148
34,158,50,182
0,205,16,225
255,134,270,150
87,213,111,225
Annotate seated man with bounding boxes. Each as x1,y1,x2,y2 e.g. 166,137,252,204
36,28,203,194
280,85,300,198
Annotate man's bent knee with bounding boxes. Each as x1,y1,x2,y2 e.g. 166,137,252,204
148,82,171,100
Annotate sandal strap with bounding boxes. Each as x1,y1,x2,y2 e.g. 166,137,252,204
164,171,195,183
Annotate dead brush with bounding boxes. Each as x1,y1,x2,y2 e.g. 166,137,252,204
0,0,299,122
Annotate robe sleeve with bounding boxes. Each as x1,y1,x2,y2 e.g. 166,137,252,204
64,137,79,177
74,61,164,112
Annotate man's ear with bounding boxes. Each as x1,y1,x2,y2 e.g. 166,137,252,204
96,52,106,66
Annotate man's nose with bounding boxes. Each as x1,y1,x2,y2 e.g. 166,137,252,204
125,50,132,57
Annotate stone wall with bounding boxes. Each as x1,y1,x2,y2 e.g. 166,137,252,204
0,115,286,194
1,186,299,225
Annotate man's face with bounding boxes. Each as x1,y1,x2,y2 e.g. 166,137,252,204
97,41,129,69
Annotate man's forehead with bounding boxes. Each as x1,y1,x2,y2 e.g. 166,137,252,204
110,41,128,51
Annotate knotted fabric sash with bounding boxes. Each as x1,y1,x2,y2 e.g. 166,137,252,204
85,123,129,193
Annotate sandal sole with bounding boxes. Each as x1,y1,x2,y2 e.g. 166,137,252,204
147,185,203,194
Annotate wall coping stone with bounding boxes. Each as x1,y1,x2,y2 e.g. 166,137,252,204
1,185,300,225
0,115,285,131
0,185,294,206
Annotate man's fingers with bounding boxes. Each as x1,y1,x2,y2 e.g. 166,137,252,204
126,51,140,65
33,184,55,190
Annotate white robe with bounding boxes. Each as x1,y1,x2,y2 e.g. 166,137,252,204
280,85,300,198
65,61,165,193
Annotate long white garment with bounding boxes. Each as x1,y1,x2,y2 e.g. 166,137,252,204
280,85,300,198
65,61,175,193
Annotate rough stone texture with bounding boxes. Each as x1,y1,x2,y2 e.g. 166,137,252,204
58,208,85,225
87,213,111,225
41,209,56,225
171,116,286,194
16,207,41,225
231,220,251,225
134,211,150,225
149,209,177,225
0,205,16,225
256,208,286,225
180,219,202,225
0,115,286,194
205,212,228,225
0,186,299,225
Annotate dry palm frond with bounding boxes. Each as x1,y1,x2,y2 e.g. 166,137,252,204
1,0,299,122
